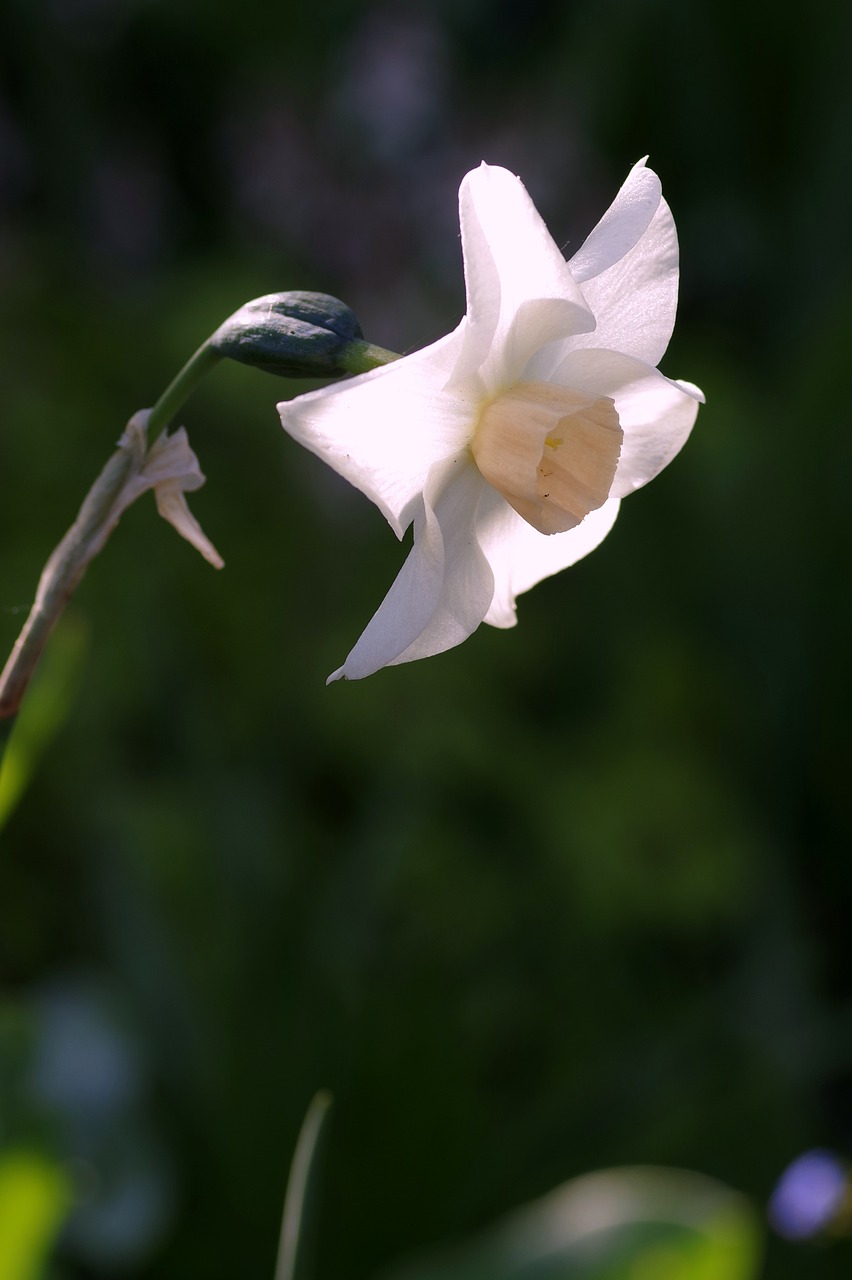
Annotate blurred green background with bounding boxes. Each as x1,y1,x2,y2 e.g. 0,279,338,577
1,0,851,1276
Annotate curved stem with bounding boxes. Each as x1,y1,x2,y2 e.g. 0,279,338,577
0,338,224,722
0,429,146,721
0,321,400,729
275,1092,333,1280
147,341,223,435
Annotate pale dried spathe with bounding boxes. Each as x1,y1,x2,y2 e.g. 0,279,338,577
83,411,224,570
279,160,703,681
0,411,221,719
130,417,224,569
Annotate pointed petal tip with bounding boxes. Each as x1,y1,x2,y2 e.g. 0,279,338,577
326,667,346,685
628,156,658,183
462,161,521,195
675,378,706,405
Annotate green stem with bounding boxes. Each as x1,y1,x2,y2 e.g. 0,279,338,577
274,1092,333,1280
0,718,13,767
337,340,401,375
1,317,399,728
0,340,224,722
147,341,223,435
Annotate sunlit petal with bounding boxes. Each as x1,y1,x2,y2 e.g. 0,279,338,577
569,161,680,366
568,158,661,283
329,458,495,680
549,348,702,496
478,492,622,628
279,329,473,537
452,164,594,391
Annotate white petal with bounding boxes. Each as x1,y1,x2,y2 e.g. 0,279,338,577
549,348,702,497
329,457,495,681
569,161,680,367
477,488,621,628
568,158,661,283
501,297,599,390
451,164,595,391
279,329,473,538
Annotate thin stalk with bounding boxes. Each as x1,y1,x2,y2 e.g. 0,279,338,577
0,438,144,720
147,341,222,435
0,324,397,731
274,1092,333,1280
337,341,401,375
0,339,223,724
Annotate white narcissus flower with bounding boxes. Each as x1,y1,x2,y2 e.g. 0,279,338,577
278,160,703,682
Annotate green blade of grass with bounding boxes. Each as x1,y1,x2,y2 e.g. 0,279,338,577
274,1092,334,1280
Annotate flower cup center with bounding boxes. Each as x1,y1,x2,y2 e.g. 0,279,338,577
470,381,623,535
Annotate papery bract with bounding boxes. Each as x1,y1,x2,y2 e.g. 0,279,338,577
279,160,703,681
120,413,224,569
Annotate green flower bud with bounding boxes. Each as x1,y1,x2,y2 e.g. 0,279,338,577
210,292,364,378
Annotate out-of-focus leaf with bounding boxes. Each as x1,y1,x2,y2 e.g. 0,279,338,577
0,616,87,832
378,1167,763,1280
0,979,175,1273
0,1149,72,1280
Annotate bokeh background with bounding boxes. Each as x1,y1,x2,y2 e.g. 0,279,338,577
1,0,851,1276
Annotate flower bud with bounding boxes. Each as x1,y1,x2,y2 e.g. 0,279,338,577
210,292,364,378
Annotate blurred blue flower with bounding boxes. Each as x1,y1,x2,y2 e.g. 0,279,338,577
768,1150,848,1239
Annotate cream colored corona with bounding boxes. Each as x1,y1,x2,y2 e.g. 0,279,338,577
471,382,622,535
